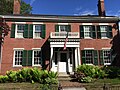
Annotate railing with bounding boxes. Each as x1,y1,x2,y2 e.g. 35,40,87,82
50,32,79,38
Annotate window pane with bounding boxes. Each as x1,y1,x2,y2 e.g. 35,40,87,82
33,50,41,65
17,24,25,32
85,50,93,64
14,50,23,66
100,26,108,38
103,50,111,64
84,26,92,38
34,25,42,38
35,25,42,32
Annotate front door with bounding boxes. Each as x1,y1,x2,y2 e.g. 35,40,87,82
58,52,68,72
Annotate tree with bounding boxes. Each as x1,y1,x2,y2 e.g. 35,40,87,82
0,0,32,14
0,19,10,42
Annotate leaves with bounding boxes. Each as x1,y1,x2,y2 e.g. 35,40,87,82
0,0,32,14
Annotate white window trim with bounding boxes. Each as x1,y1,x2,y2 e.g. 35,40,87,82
13,48,24,67
15,24,24,38
33,24,42,39
58,23,69,25
33,22,44,24
15,22,26,24
99,23,109,25
32,48,42,67
82,23,92,25
84,48,94,50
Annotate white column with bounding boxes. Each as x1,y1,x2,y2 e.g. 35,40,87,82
75,48,78,68
50,47,54,71
77,47,81,65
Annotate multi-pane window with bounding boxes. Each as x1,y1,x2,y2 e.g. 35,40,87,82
83,26,92,38
14,50,23,66
34,25,42,38
33,50,41,66
80,25,96,39
55,25,71,32
97,25,112,39
102,50,111,65
100,26,108,38
85,50,93,64
16,24,25,38
81,50,98,65
59,25,67,32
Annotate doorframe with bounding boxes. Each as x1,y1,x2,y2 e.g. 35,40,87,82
58,51,69,72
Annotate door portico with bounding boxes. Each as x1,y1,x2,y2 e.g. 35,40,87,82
49,32,80,73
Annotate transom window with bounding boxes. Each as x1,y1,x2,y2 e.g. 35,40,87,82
103,50,111,65
83,26,92,38
33,50,41,66
14,50,23,66
100,26,108,38
34,25,42,38
85,50,93,64
16,24,25,38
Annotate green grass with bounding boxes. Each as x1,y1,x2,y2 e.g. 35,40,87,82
0,83,58,90
83,78,120,90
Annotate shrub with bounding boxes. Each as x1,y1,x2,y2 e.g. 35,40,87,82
80,76,93,83
75,64,106,83
76,64,106,79
0,75,8,83
0,68,58,84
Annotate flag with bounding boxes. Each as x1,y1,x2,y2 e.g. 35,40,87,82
63,32,68,50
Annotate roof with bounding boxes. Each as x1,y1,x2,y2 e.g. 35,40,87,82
0,14,119,23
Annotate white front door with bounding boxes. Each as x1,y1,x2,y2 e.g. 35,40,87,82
58,52,68,72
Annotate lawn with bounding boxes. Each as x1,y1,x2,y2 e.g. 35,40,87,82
0,83,58,90
83,78,120,90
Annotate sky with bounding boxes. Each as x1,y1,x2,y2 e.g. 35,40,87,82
23,0,120,16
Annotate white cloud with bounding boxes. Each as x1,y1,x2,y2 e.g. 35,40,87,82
106,10,120,16
74,9,95,16
30,0,36,5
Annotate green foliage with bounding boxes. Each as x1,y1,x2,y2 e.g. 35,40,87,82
80,76,93,83
0,68,58,84
0,0,32,14
0,75,8,83
75,64,106,83
103,66,120,78
76,64,106,79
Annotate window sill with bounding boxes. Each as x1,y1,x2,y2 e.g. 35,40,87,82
33,37,42,39
32,65,42,67
13,65,22,67
84,37,93,39
104,63,111,65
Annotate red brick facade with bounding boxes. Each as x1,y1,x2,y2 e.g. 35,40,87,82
0,18,118,74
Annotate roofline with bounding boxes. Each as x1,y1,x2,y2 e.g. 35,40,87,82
0,14,119,23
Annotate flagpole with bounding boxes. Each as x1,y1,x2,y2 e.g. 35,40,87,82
63,32,68,50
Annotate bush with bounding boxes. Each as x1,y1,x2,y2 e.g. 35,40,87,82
0,68,58,84
75,64,106,83
76,64,106,78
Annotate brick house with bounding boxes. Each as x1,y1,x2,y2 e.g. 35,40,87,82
0,0,119,74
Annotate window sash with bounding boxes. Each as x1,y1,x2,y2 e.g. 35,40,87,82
83,26,92,38
14,50,23,66
100,26,108,38
102,50,111,65
33,50,41,66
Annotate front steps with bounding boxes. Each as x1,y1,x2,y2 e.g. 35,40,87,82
58,72,85,89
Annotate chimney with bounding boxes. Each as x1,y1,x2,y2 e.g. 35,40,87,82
98,0,106,16
13,0,20,14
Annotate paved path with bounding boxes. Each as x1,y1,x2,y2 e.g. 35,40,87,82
63,87,86,90
59,81,86,90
